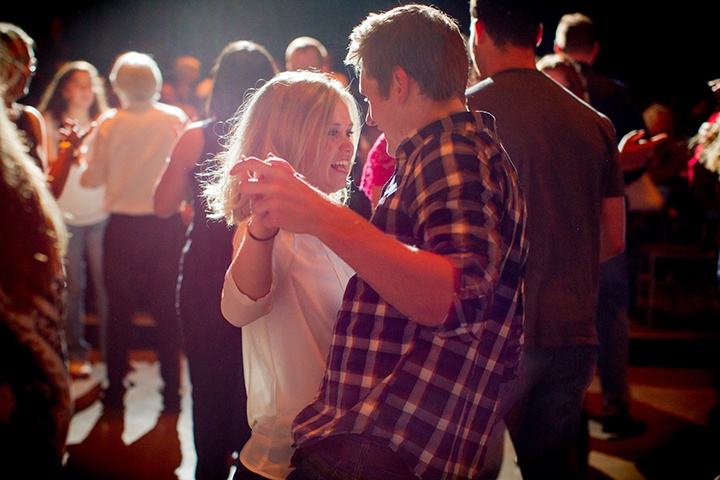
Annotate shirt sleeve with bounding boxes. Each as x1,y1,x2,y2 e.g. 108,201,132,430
220,270,274,327
219,230,295,327
404,132,520,340
80,111,115,188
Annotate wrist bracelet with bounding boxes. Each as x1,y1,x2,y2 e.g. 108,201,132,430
246,218,279,242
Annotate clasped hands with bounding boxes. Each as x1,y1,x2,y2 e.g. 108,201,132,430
58,118,96,162
231,153,326,236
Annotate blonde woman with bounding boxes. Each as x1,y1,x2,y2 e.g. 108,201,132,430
203,70,360,480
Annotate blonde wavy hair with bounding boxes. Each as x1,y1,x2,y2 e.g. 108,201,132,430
203,70,362,225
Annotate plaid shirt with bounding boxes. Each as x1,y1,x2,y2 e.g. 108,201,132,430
292,111,528,479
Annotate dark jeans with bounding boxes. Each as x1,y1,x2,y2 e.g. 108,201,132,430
179,235,251,479
233,458,271,480
597,252,632,417
103,213,185,403
287,434,418,480
503,345,598,480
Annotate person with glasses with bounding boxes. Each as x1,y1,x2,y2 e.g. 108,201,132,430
0,22,47,171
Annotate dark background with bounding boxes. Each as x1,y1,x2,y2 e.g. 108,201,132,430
6,0,720,136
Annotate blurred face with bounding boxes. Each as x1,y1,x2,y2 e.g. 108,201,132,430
304,102,355,194
63,70,94,110
287,47,324,72
359,72,399,154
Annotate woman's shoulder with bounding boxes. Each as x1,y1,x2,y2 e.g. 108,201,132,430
21,103,43,122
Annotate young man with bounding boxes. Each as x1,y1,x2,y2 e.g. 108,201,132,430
555,12,650,440
466,0,626,478
232,4,528,479
284,36,328,73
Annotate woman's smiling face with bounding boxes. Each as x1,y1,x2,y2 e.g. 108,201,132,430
304,102,356,194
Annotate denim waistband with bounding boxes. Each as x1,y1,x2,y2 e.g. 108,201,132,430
293,434,418,480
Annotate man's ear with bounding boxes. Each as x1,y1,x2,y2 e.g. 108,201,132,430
472,18,484,46
536,23,543,48
391,66,410,104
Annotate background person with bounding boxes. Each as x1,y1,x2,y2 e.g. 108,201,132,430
81,51,189,412
0,22,47,170
38,60,110,378
466,0,626,476
154,40,278,480
555,11,652,440
0,80,71,478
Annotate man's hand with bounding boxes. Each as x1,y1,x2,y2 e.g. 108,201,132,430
231,154,457,327
617,129,667,172
230,154,331,235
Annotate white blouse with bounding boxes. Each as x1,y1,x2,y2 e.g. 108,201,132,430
221,229,353,480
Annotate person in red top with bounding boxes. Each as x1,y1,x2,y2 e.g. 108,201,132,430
359,133,395,210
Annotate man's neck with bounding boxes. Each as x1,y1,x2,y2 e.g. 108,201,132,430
481,46,537,78
404,96,467,133
563,50,595,67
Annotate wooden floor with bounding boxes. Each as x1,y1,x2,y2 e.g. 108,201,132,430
63,352,198,480
61,290,720,480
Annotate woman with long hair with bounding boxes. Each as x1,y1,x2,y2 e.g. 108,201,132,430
154,40,278,480
203,70,361,479
38,60,110,377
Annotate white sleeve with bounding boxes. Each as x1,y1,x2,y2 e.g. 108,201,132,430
220,268,275,327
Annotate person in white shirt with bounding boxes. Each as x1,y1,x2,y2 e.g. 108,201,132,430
203,70,361,480
39,60,110,379
82,51,188,412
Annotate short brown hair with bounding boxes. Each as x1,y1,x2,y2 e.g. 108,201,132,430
555,13,597,55
345,4,468,101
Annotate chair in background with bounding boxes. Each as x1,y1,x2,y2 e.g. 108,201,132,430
635,212,719,325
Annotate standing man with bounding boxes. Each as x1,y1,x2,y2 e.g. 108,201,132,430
232,4,528,479
555,12,651,440
466,0,626,478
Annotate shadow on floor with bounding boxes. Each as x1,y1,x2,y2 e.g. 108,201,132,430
65,409,183,480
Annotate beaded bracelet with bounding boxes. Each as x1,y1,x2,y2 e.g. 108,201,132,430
246,218,279,242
